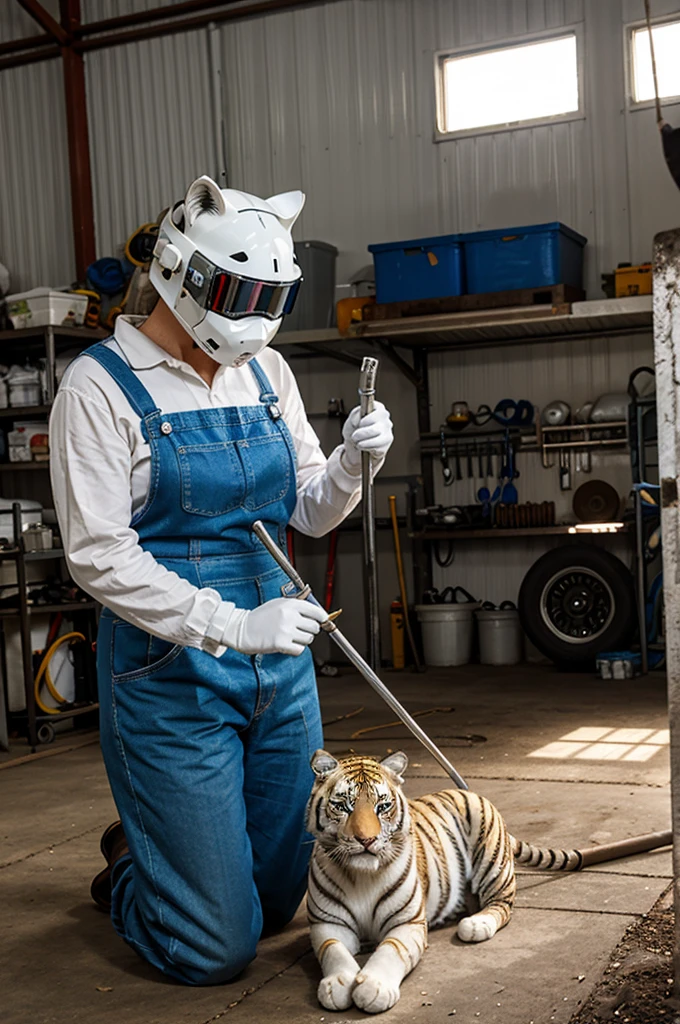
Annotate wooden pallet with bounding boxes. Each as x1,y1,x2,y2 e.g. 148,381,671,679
361,283,585,322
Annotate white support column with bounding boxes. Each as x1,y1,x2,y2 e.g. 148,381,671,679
653,227,680,995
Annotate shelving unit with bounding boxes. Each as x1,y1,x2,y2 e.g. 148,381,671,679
0,324,105,750
275,295,654,603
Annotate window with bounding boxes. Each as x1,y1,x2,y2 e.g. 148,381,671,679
436,32,581,139
630,18,680,105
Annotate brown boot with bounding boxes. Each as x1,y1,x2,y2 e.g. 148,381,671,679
90,820,129,912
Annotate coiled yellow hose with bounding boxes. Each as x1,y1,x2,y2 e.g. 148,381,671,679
34,632,86,716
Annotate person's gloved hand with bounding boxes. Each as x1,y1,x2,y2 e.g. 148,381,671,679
228,597,327,656
341,401,394,472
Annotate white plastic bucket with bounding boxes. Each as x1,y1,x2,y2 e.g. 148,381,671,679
476,608,522,665
415,604,475,667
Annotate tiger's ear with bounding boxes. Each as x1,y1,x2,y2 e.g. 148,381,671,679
311,749,339,778
380,751,408,783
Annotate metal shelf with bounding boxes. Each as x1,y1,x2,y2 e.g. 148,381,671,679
0,601,97,617
0,326,106,345
411,525,632,541
275,296,653,353
0,547,65,562
0,404,52,418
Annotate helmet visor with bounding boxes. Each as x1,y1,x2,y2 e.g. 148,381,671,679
183,251,301,321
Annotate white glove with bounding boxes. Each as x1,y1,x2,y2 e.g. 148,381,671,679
225,597,327,656
341,400,394,471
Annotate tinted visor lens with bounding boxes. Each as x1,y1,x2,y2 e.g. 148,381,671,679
211,271,301,320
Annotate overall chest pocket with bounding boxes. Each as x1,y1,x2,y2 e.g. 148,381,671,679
177,441,246,516
239,433,292,511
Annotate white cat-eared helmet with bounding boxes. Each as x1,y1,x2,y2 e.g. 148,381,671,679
150,175,305,367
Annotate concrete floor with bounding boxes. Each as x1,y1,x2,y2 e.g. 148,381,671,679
0,663,672,1024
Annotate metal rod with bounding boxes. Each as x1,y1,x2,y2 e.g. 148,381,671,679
578,828,671,868
644,0,664,126
359,357,381,669
252,520,467,789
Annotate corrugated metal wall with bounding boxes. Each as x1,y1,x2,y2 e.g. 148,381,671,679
0,0,678,657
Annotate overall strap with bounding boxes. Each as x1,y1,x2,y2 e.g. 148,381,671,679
249,358,282,421
82,341,160,421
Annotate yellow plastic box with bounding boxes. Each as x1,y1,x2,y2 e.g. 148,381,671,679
615,263,652,297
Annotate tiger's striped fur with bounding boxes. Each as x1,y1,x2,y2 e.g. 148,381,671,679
306,750,582,1014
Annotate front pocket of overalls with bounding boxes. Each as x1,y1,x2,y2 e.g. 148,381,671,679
111,620,183,683
239,435,291,511
177,441,246,516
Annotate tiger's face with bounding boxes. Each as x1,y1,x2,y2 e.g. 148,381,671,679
306,750,410,873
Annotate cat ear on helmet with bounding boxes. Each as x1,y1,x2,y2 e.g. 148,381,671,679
266,190,305,231
310,749,339,778
184,175,230,228
380,751,408,783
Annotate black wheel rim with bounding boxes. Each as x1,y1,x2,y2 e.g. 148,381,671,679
540,566,615,645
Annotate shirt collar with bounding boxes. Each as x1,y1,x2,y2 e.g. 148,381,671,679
114,315,182,370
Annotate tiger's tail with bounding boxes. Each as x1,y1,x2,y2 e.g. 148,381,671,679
510,835,583,871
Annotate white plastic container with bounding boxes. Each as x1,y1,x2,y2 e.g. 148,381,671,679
476,608,523,665
6,288,88,329
0,498,42,540
415,604,474,667
8,373,41,407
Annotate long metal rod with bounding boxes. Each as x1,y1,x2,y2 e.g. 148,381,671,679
359,357,381,669
252,521,467,789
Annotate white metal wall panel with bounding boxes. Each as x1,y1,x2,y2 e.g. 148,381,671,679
0,60,73,293
85,28,221,258
0,3,41,42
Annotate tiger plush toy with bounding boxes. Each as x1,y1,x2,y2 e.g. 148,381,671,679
307,749,582,1014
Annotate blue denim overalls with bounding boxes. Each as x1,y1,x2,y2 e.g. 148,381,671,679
84,341,322,985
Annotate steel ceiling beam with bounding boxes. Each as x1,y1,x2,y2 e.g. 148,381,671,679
73,0,334,53
59,0,96,280
0,31,53,57
15,0,70,44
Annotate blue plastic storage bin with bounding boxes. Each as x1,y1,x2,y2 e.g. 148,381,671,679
368,234,463,304
460,222,587,295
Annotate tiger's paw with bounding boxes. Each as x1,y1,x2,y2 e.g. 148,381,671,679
457,913,499,943
317,971,357,1010
352,972,400,1013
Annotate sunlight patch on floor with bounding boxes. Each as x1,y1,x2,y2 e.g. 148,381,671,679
528,726,669,762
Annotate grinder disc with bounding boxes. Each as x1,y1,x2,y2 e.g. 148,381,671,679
573,480,620,523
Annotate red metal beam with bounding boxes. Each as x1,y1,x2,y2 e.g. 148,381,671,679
0,31,53,57
75,0,333,52
16,0,70,45
73,0,231,36
60,0,96,280
0,45,59,72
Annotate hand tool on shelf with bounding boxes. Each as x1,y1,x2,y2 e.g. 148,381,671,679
477,440,484,478
359,356,381,669
252,520,466,788
466,447,474,479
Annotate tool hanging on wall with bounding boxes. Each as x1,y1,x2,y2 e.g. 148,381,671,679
253,521,466,787
389,495,423,672
440,428,453,485
644,0,680,190
359,357,381,669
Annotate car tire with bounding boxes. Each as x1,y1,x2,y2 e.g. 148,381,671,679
518,544,636,667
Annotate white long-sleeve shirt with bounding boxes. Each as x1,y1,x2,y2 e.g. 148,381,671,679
50,317,371,657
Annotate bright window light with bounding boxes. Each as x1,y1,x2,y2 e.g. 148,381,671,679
439,34,579,135
529,726,670,762
632,20,680,103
